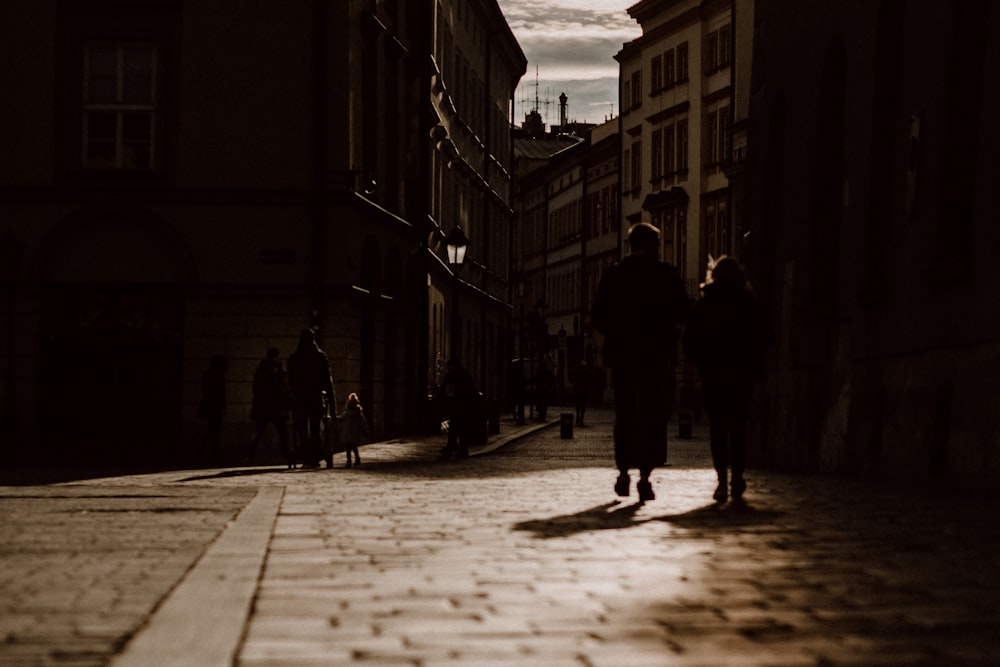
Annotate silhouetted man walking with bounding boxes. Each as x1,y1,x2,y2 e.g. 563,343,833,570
592,222,689,502
288,328,336,468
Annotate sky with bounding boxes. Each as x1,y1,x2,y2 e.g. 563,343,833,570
496,0,642,127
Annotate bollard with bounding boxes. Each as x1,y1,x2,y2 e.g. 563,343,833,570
560,413,574,439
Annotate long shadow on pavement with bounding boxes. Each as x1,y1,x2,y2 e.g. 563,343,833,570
514,500,785,539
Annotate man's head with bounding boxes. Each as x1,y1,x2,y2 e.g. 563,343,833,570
628,222,660,256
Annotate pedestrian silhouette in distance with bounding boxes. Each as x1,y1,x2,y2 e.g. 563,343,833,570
247,347,292,467
591,222,690,502
287,328,336,469
534,356,554,421
339,392,370,468
572,361,591,426
195,354,227,466
438,358,476,460
683,256,773,504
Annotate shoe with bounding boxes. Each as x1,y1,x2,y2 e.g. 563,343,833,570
637,480,655,502
713,483,728,503
344,461,352,468
353,454,360,466
731,477,746,500
614,472,630,497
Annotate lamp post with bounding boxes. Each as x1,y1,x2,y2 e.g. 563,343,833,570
1,232,24,449
444,225,468,363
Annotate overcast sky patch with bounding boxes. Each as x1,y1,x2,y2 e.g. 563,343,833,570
498,0,640,124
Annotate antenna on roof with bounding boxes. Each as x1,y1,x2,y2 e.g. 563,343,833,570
533,66,540,114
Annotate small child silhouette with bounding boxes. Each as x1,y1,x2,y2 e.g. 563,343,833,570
339,393,370,468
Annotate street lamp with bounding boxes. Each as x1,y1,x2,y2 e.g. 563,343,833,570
445,225,468,362
445,225,469,268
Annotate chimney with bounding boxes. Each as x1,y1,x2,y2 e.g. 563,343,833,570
559,92,568,129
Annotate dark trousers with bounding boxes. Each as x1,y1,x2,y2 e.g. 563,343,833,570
704,381,752,482
294,413,325,464
574,393,587,425
612,365,673,476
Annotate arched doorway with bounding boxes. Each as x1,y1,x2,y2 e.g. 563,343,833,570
36,210,194,465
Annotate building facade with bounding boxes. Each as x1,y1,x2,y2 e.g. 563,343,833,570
744,1,1000,481
0,0,524,465
511,117,620,409
617,0,736,291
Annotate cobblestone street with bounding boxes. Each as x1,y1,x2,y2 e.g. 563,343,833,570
1,408,999,665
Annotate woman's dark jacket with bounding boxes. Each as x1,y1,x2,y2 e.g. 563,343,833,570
683,282,772,388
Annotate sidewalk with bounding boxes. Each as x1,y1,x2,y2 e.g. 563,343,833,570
2,410,999,666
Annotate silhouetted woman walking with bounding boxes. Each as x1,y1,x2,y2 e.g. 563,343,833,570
683,257,772,503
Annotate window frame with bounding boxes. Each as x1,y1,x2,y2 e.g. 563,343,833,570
82,41,158,171
56,2,178,181
676,42,689,82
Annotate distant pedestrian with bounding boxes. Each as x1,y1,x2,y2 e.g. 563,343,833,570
339,392,370,468
683,256,773,504
288,328,336,468
572,361,591,426
247,347,292,467
438,358,477,459
535,356,554,421
592,222,689,502
196,354,227,465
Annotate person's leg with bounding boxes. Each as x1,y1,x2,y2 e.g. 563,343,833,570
705,387,730,502
729,385,752,499
632,372,670,503
613,369,638,496
442,417,459,458
274,419,292,467
304,415,322,466
248,419,266,464
637,468,655,502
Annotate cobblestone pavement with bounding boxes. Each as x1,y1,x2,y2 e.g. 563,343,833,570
1,408,999,666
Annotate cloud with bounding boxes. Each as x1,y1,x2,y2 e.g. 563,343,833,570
497,1,640,123
499,0,639,76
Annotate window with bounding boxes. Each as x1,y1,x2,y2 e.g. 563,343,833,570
677,119,689,172
676,42,689,81
664,124,675,174
664,50,675,87
704,195,731,259
630,70,642,109
623,147,630,192
706,105,732,166
83,42,157,169
630,141,642,192
706,24,732,72
720,24,732,67
708,110,718,163
706,32,719,73
651,129,663,181
651,55,662,92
